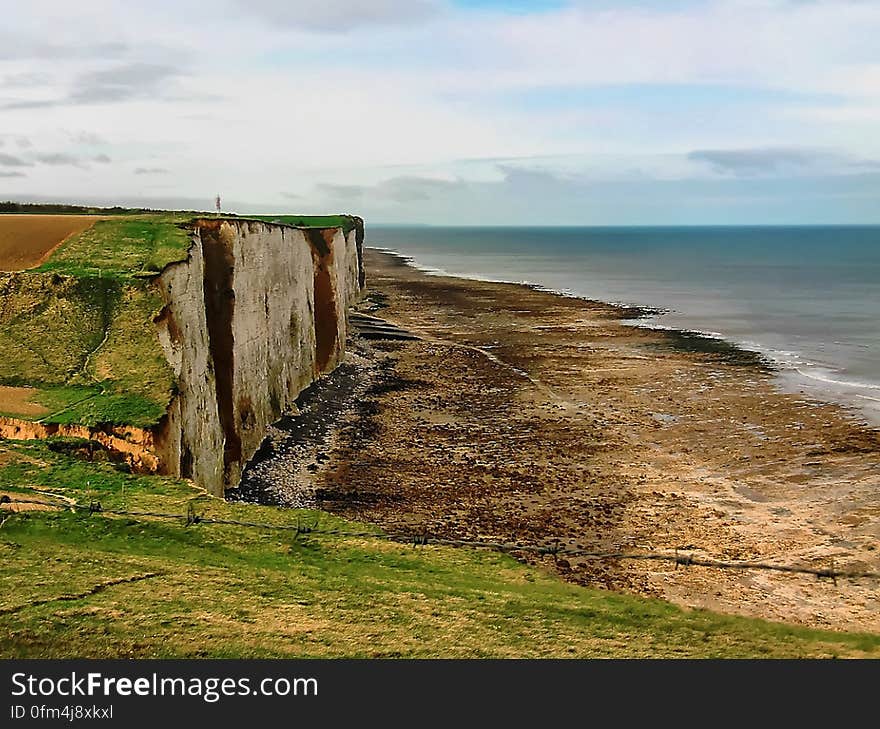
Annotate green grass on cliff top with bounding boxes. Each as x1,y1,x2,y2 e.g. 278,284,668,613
31,213,358,279
33,215,193,279
1,439,878,659
251,214,359,234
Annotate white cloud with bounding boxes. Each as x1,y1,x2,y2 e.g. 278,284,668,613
134,167,170,175
0,153,32,168
687,146,880,176
236,0,441,32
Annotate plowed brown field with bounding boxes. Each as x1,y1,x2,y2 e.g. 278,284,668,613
0,215,101,270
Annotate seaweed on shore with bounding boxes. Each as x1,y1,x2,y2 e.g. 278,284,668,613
649,328,773,370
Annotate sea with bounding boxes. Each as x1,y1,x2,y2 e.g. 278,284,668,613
368,225,880,426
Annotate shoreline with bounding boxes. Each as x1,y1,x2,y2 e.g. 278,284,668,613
244,248,880,632
368,246,880,428
368,246,665,315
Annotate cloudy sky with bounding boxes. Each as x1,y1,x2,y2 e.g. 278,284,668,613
1,0,879,224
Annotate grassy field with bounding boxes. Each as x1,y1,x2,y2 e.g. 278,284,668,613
32,215,193,279
1,438,878,658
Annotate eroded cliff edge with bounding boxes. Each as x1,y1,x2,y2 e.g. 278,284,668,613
153,218,364,495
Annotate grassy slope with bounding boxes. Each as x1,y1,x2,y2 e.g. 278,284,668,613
1,439,878,659
0,277,179,426
0,216,192,426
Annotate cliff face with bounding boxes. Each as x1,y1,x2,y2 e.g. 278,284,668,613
154,218,364,495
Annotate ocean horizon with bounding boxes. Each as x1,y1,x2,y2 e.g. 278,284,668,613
368,224,880,426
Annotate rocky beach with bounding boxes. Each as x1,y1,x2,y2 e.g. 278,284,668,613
241,248,880,633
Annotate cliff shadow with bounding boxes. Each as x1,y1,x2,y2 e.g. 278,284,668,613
199,221,243,485
306,229,341,374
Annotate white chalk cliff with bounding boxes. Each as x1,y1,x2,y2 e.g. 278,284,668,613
153,218,365,495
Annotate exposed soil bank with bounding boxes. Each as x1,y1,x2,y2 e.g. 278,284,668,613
0,417,158,471
253,248,880,633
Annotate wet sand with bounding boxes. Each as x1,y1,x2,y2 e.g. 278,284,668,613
249,249,880,632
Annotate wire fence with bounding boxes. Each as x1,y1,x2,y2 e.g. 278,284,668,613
2,494,878,583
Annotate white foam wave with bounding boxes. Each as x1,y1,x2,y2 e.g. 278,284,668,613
793,367,880,391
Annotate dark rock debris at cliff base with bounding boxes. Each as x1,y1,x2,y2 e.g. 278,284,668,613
229,338,417,508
